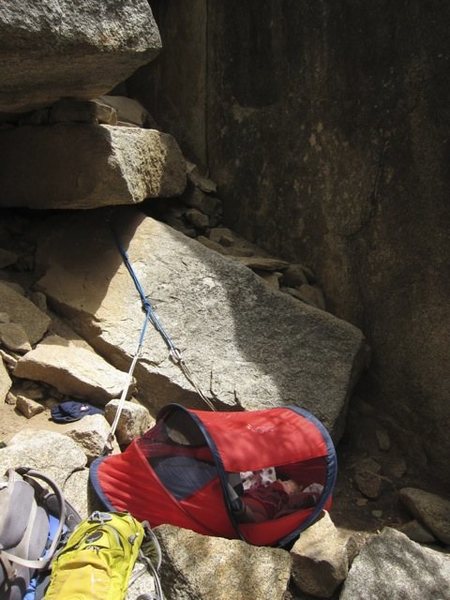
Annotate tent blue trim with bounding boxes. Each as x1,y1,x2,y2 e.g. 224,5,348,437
89,457,115,511
277,406,338,547
158,404,244,540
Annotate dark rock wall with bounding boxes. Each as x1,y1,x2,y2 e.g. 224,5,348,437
128,0,207,165
138,0,450,484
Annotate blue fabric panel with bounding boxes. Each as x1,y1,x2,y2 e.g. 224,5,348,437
151,456,217,500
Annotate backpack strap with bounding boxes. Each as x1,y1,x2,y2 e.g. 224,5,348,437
0,552,16,580
8,467,67,570
0,549,50,571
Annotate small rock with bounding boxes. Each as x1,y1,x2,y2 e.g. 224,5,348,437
0,348,18,369
291,512,351,598
5,391,16,405
0,322,32,353
105,399,154,445
92,101,118,125
184,187,222,218
65,414,111,463
234,256,290,271
354,457,383,499
164,214,197,238
281,263,309,287
16,394,45,418
186,161,217,193
399,488,450,545
208,227,236,246
375,428,391,451
184,208,209,230
197,236,229,255
99,96,154,128
371,510,383,518
0,313,10,323
355,497,369,507
398,520,437,544
49,99,100,124
14,335,131,405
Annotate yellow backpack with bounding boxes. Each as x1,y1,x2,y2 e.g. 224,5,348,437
43,511,144,600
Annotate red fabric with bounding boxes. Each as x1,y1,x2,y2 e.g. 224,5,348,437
243,481,288,520
95,406,334,547
191,408,328,472
277,457,327,487
96,440,235,538
142,441,213,462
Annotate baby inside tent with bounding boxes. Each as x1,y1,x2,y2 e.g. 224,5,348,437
90,404,337,547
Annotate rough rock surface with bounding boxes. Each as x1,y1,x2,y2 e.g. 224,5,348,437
0,357,12,402
0,0,161,113
15,395,45,418
0,125,186,209
14,335,130,405
399,487,450,545
65,414,111,463
36,209,365,437
105,399,154,445
63,468,92,521
155,524,292,600
291,511,352,597
0,281,50,345
340,528,450,600
0,429,86,487
0,322,32,353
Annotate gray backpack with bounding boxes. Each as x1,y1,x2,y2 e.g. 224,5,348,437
0,467,81,600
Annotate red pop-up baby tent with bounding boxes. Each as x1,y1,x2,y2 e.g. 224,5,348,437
90,404,337,547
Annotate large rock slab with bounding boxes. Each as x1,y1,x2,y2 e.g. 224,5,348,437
14,335,130,405
340,528,450,600
36,210,365,437
0,125,186,209
0,281,50,344
0,0,161,113
155,524,292,600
